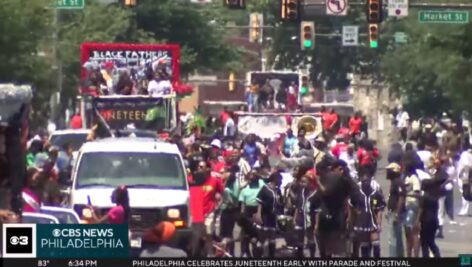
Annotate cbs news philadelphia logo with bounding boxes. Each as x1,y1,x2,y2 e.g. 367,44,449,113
2,224,37,258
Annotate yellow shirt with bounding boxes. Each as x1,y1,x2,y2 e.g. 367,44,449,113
405,174,421,204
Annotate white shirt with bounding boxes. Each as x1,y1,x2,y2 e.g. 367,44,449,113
396,111,410,128
224,118,236,137
148,80,172,97
288,85,296,95
339,152,358,180
417,150,432,169
457,150,472,179
280,172,294,194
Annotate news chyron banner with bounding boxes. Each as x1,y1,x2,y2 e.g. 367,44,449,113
2,224,129,258
2,258,466,267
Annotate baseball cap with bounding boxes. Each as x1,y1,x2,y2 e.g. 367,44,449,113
210,139,222,149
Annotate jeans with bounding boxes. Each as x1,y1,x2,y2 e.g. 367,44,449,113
387,212,404,257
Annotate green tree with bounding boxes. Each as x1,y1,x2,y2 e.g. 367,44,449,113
380,3,472,117
0,0,55,127
135,0,245,75
57,0,138,112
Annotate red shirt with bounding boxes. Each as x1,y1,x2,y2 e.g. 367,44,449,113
202,176,224,216
107,205,125,224
349,116,362,134
322,112,332,129
220,111,230,125
357,147,380,166
70,115,82,129
331,142,348,158
329,113,339,129
306,168,318,191
188,174,204,223
337,127,350,137
189,186,205,223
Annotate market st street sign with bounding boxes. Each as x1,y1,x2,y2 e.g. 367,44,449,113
419,10,469,24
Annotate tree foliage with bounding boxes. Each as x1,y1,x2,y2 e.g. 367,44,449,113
380,1,472,116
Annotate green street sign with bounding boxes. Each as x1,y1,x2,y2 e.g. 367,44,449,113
56,0,85,9
419,10,469,24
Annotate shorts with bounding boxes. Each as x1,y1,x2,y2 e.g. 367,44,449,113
220,208,238,238
262,213,277,230
404,202,419,229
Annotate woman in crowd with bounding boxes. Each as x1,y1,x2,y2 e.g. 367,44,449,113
294,174,317,258
238,170,264,257
350,166,386,258
403,162,422,257
255,172,283,257
419,155,445,258
89,185,130,224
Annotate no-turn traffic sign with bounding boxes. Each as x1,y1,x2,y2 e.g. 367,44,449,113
388,0,409,17
326,0,348,16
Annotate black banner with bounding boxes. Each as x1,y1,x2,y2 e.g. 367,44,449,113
93,97,171,132
1,258,463,267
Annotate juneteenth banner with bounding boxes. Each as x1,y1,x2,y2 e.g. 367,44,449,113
1,258,466,267
93,96,172,131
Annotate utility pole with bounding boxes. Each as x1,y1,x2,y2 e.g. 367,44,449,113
52,8,63,126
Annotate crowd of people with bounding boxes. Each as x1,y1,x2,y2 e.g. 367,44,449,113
176,106,472,258
246,79,304,113
2,105,472,259
177,107,385,258
82,59,173,97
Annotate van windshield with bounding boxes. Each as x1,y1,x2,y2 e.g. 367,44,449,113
75,152,186,189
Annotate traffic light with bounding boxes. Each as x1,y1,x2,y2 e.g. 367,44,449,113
367,0,383,23
224,0,245,9
280,0,300,22
300,21,314,50
300,75,309,96
124,0,136,7
249,13,263,43
369,23,379,48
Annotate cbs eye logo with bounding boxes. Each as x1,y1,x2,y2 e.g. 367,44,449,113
10,235,29,245
2,224,36,258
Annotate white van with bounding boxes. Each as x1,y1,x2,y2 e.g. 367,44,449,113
69,137,191,251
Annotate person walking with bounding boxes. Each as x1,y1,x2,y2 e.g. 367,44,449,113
350,167,386,258
255,172,283,258
294,174,317,258
385,163,406,257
